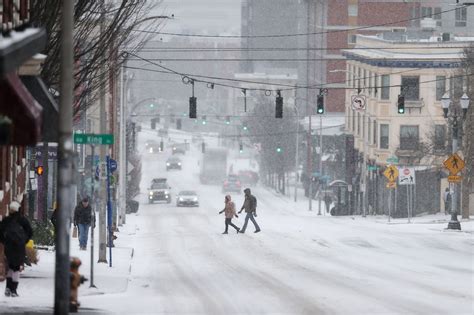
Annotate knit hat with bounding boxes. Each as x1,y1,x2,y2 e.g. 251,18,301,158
225,195,231,202
9,201,21,212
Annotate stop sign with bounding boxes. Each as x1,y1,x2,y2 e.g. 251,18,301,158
403,168,410,175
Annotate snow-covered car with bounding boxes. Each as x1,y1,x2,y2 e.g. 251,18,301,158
166,156,182,171
148,179,172,204
222,174,241,193
176,191,199,207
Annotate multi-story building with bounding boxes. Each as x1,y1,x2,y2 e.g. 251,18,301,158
343,32,473,216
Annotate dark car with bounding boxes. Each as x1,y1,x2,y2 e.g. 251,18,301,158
172,143,186,155
238,170,259,186
176,191,199,207
148,179,172,204
222,174,241,193
166,156,182,171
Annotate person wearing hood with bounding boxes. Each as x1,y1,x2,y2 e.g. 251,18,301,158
73,196,92,250
219,195,240,234
0,201,33,297
238,188,261,233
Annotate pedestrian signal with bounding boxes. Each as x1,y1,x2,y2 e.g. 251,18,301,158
35,166,44,176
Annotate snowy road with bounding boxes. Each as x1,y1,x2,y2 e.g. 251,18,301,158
84,131,474,315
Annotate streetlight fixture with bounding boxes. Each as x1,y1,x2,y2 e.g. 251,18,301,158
441,92,470,229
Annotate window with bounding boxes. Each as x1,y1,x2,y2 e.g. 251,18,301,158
381,75,390,100
374,74,378,97
433,7,442,27
400,125,419,150
401,76,420,100
410,7,420,27
367,117,371,143
434,125,446,150
358,67,361,92
421,7,432,18
373,120,377,145
348,4,358,17
380,124,389,149
436,76,446,101
348,34,357,44
451,75,464,98
455,7,467,27
352,66,356,88
362,114,366,139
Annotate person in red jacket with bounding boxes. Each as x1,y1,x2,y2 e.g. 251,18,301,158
219,195,240,234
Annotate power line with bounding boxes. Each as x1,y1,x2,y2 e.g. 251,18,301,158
126,57,464,62
131,6,462,39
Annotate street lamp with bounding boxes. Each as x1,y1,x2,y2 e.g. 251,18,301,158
441,92,470,229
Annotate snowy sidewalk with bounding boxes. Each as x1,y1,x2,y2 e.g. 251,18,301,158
0,220,137,314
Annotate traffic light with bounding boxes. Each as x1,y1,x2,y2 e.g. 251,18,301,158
225,116,231,125
397,95,405,114
276,146,282,153
242,122,248,131
176,118,182,130
35,166,44,176
201,142,206,153
149,103,155,108
239,143,243,153
189,97,197,118
275,94,283,118
202,115,207,125
160,141,164,152
317,95,324,114
151,118,156,129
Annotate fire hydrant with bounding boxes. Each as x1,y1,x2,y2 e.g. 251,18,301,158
70,257,87,313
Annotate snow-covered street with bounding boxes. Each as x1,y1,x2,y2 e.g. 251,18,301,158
79,131,473,315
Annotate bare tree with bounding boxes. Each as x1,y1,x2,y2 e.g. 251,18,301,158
30,0,164,118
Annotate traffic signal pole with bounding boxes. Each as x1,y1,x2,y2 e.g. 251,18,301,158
55,0,73,312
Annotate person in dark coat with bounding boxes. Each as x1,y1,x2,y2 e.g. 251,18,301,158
323,194,333,214
238,188,261,233
73,197,92,250
0,201,33,297
50,202,58,234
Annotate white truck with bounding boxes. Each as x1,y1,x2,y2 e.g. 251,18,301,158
200,148,228,184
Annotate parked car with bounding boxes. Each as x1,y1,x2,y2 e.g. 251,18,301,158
222,174,241,193
148,178,171,204
172,143,186,155
166,156,182,171
176,190,199,207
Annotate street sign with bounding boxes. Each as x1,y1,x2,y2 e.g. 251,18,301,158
73,133,114,145
448,175,462,183
384,165,399,182
443,153,465,175
109,159,117,173
398,167,415,185
386,181,396,189
368,165,379,171
387,156,399,164
351,95,366,111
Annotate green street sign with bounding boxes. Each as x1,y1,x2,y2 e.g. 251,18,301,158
74,133,114,145
387,156,399,164
368,166,379,171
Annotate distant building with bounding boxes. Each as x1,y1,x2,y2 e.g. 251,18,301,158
343,32,473,216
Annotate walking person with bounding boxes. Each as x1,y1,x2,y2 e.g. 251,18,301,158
0,201,33,297
218,195,240,234
238,188,261,233
324,193,333,214
74,196,92,250
444,187,452,215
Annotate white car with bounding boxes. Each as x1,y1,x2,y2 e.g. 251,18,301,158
176,191,199,207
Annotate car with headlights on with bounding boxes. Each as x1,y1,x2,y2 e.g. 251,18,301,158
166,156,182,171
176,191,199,207
148,179,172,204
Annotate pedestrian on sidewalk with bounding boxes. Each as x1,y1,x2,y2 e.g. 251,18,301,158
73,196,92,250
219,195,240,234
324,193,333,214
444,187,452,215
0,201,33,297
238,188,261,233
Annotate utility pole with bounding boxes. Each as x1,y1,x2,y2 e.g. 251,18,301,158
306,0,313,211
98,0,108,263
54,0,73,312
317,114,323,215
118,56,127,226
294,87,299,202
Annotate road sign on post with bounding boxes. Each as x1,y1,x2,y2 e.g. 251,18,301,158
384,165,399,182
109,159,117,173
351,95,366,111
398,167,415,185
74,133,114,145
443,153,465,175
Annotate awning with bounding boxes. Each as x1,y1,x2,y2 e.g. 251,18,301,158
0,72,42,144
21,76,58,142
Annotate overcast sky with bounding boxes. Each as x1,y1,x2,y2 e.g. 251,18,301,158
152,0,241,35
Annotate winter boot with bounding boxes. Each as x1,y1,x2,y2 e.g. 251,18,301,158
4,278,12,297
10,282,18,297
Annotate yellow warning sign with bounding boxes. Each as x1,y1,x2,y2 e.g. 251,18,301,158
386,181,397,189
443,153,465,175
448,175,462,183
384,165,399,182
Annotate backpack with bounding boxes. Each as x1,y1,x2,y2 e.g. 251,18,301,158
3,220,26,247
